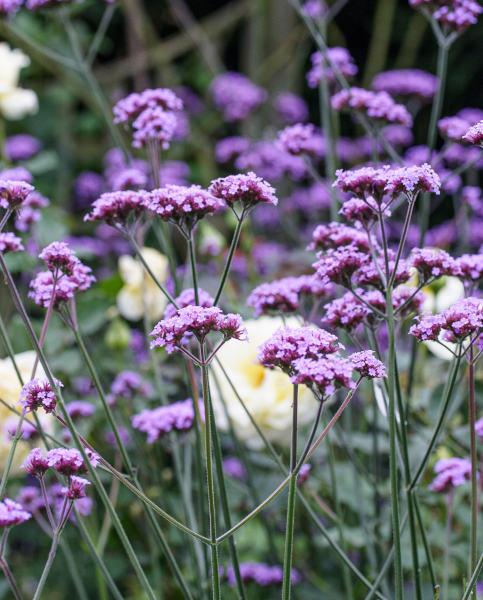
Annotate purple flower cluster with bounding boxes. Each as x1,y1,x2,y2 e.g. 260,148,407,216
313,244,369,286
372,69,438,101
0,499,31,528
223,457,247,480
0,232,24,253
274,92,309,124
24,447,99,477
222,562,300,587
113,88,183,123
20,378,62,413
309,222,369,252
350,350,387,378
39,241,79,275
410,247,457,280
132,399,197,443
209,172,278,208
145,185,224,230
291,355,355,395
164,287,214,320
5,134,42,161
384,164,441,197
410,0,482,31
409,297,482,342
67,401,96,420
258,326,340,372
463,120,483,146
109,370,152,403
323,292,371,330
150,306,246,354
247,275,330,316
277,123,324,158
234,141,306,182
84,190,148,225
332,88,412,127
455,254,483,283
429,458,473,493
210,72,267,121
306,47,358,88
14,190,49,232
0,180,34,210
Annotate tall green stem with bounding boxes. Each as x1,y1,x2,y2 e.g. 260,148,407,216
282,384,298,600
385,287,404,600
214,211,245,305
468,348,478,599
188,230,200,305
200,344,221,600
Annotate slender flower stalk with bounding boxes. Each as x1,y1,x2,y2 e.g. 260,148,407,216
442,491,454,600
282,384,299,600
468,346,478,598
213,208,246,305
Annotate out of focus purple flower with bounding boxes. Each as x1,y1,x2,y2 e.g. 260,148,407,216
5,134,42,161
0,232,23,253
278,123,325,158
274,92,309,124
132,399,198,443
235,141,307,182
332,87,412,127
463,120,483,146
298,464,312,485
0,166,33,183
222,562,301,587
130,329,150,364
67,401,96,420
159,160,191,186
74,172,106,210
223,457,247,480
307,47,358,88
0,0,23,15
215,137,251,164
0,499,31,528
429,457,473,493
372,69,437,101
210,72,267,121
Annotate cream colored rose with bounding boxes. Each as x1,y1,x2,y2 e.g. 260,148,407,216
117,247,170,321
210,316,318,448
0,43,38,120
0,351,51,473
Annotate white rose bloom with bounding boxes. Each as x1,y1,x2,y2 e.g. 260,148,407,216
0,351,52,472
117,247,170,321
0,43,38,120
210,316,318,448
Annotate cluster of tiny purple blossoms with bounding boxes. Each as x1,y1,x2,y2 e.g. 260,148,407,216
83,171,277,231
331,88,413,127
20,377,62,414
113,88,184,150
409,297,482,343
150,305,247,355
221,562,301,587
28,241,95,309
429,458,474,493
209,72,267,121
258,326,385,397
132,399,200,443
409,0,482,31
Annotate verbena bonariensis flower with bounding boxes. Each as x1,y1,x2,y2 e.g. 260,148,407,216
16,486,44,513
277,123,325,158
314,244,370,286
23,448,49,477
4,417,37,441
0,167,33,183
20,378,62,413
409,0,482,31
223,457,247,480
131,106,178,150
334,165,391,200
291,355,355,396
274,92,309,124
222,562,300,587
410,247,457,281
15,190,49,232
66,401,96,420
384,164,441,197
210,72,267,121
371,69,438,102
0,499,31,527
84,190,148,226
0,179,34,210
323,292,370,330
258,326,340,373
0,232,23,253
339,196,389,227
350,350,387,378
145,185,224,231
110,370,152,401
235,141,307,182
247,276,330,317
454,254,483,283
215,137,251,163
113,88,183,124
164,287,214,320
438,116,470,141
309,222,370,252
462,120,483,146
63,476,90,500
150,306,246,354
306,47,358,88
354,252,411,288
5,134,42,161
409,297,482,342
331,87,413,127
39,241,79,275
429,458,473,493
0,0,23,15
46,447,100,475
29,259,95,308
209,172,278,209
132,398,198,443
111,167,148,192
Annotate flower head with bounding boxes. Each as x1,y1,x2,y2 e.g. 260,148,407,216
84,190,148,225
455,254,483,283
314,244,369,286
110,370,152,402
277,123,324,158
39,241,79,275
20,378,62,413
372,69,438,101
274,92,309,124
164,287,214,320
210,72,266,121
309,222,369,252
150,306,246,354
291,355,354,397
0,232,23,253
66,401,96,420
132,399,197,443
323,292,370,330
209,172,278,208
0,499,31,527
0,179,34,209
410,247,457,281
307,47,358,88
113,88,183,124
462,120,483,146
384,164,441,197
23,447,49,477
46,447,99,476
62,476,91,500
332,87,412,127
29,260,95,308
334,166,391,200
429,458,473,493
350,351,386,378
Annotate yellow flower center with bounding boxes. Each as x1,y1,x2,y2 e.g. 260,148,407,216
242,359,266,388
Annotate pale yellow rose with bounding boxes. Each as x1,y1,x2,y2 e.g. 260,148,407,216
117,247,170,321
210,317,318,449
0,43,38,120
0,351,51,473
